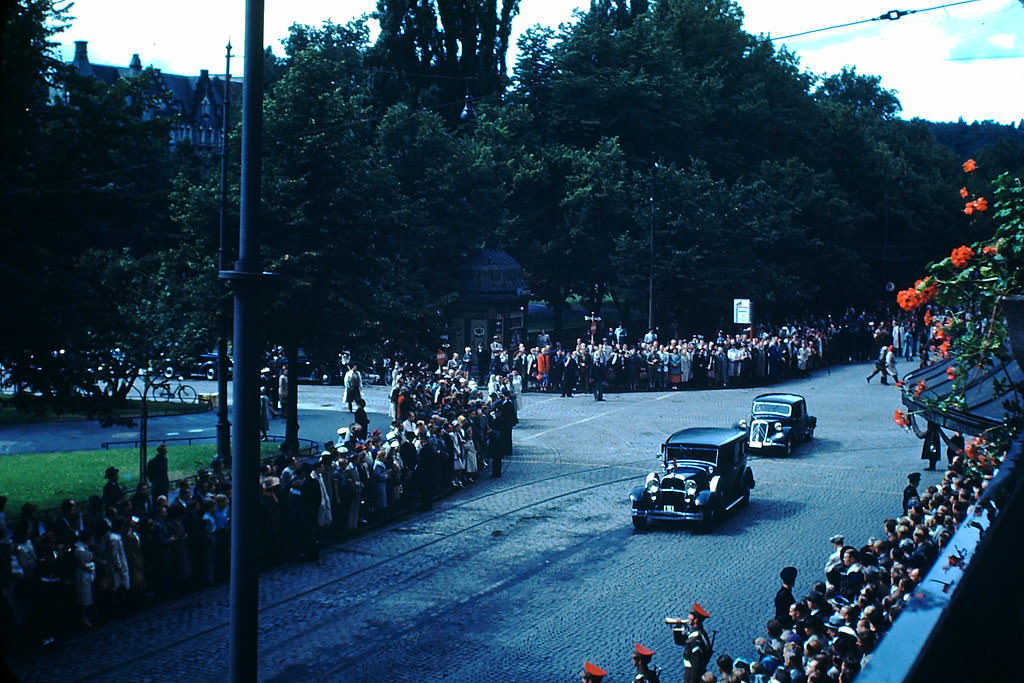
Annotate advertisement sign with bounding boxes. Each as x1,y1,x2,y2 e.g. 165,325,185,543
733,298,752,325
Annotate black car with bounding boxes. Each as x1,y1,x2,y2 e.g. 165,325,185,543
189,351,232,381
741,393,816,457
630,427,754,532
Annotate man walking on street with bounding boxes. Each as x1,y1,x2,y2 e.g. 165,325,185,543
343,363,362,412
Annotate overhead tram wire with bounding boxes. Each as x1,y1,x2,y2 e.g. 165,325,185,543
767,0,986,42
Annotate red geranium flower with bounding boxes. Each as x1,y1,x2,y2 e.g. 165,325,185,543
974,197,989,211
982,244,998,256
893,409,910,428
946,366,957,380
959,186,969,199
963,158,977,173
913,380,926,397
950,245,975,269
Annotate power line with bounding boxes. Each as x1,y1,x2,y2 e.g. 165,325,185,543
767,0,986,42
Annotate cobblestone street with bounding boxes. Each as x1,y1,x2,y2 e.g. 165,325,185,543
6,363,938,682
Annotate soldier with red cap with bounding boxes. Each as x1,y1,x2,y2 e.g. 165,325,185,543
581,661,607,682
632,642,661,683
671,602,713,683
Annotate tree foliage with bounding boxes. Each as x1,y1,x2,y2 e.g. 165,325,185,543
3,0,1014,413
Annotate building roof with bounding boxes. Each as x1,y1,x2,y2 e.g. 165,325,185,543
458,249,529,303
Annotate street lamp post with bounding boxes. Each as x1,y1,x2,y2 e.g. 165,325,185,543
648,159,658,333
216,41,233,466
222,1,269,679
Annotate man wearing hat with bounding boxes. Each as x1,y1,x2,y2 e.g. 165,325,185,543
632,643,661,683
774,566,798,628
824,534,844,578
102,466,126,508
580,661,607,682
672,603,713,683
903,472,921,513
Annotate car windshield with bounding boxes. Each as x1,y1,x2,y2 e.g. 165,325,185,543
752,401,792,417
664,445,718,465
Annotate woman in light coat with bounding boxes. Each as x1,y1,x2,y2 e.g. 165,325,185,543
73,530,97,627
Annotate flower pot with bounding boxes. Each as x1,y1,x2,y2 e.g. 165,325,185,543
1005,294,1024,368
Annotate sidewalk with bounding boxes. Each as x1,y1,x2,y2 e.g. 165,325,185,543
0,384,394,456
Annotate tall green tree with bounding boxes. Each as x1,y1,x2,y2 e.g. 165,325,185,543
370,0,521,122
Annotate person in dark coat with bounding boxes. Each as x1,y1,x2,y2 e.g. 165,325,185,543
415,429,436,510
903,472,921,513
146,444,170,500
102,467,126,509
354,399,370,436
774,566,798,628
560,352,579,397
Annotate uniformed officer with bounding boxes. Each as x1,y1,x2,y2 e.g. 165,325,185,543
671,602,712,683
580,661,607,682
632,642,661,683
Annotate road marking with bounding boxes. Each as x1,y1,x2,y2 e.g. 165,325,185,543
519,392,677,441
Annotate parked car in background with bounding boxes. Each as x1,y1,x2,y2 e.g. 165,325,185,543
740,393,816,457
630,427,754,532
188,351,232,381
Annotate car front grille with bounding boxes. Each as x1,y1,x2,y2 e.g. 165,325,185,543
656,490,690,508
750,420,770,443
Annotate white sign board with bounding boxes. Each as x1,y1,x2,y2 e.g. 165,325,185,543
733,298,751,325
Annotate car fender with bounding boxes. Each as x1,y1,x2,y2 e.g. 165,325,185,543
745,468,755,490
696,489,713,507
629,485,650,506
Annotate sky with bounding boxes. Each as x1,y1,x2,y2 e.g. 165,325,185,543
55,0,1024,124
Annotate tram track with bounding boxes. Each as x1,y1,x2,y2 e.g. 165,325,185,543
67,441,648,682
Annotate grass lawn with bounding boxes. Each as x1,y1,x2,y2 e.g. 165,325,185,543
0,443,278,518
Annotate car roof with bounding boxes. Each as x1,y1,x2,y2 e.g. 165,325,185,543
753,393,805,405
665,427,747,447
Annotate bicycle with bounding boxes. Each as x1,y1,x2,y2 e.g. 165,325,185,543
149,377,198,403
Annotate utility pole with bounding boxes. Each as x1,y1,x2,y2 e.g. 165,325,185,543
222,2,269,679
216,40,233,466
648,159,657,332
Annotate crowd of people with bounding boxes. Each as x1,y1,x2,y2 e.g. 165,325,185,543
446,309,928,401
0,306,950,659
578,456,985,683
0,361,519,651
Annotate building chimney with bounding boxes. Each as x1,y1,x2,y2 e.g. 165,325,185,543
129,53,142,75
73,40,95,77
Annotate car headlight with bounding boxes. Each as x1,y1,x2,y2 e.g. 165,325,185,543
645,473,660,495
774,421,783,432
685,480,698,496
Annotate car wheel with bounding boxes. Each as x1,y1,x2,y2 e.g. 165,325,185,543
697,499,720,534
205,367,217,381
162,365,175,379
741,481,752,507
806,427,815,442
319,372,332,385
632,515,648,532
784,440,793,457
